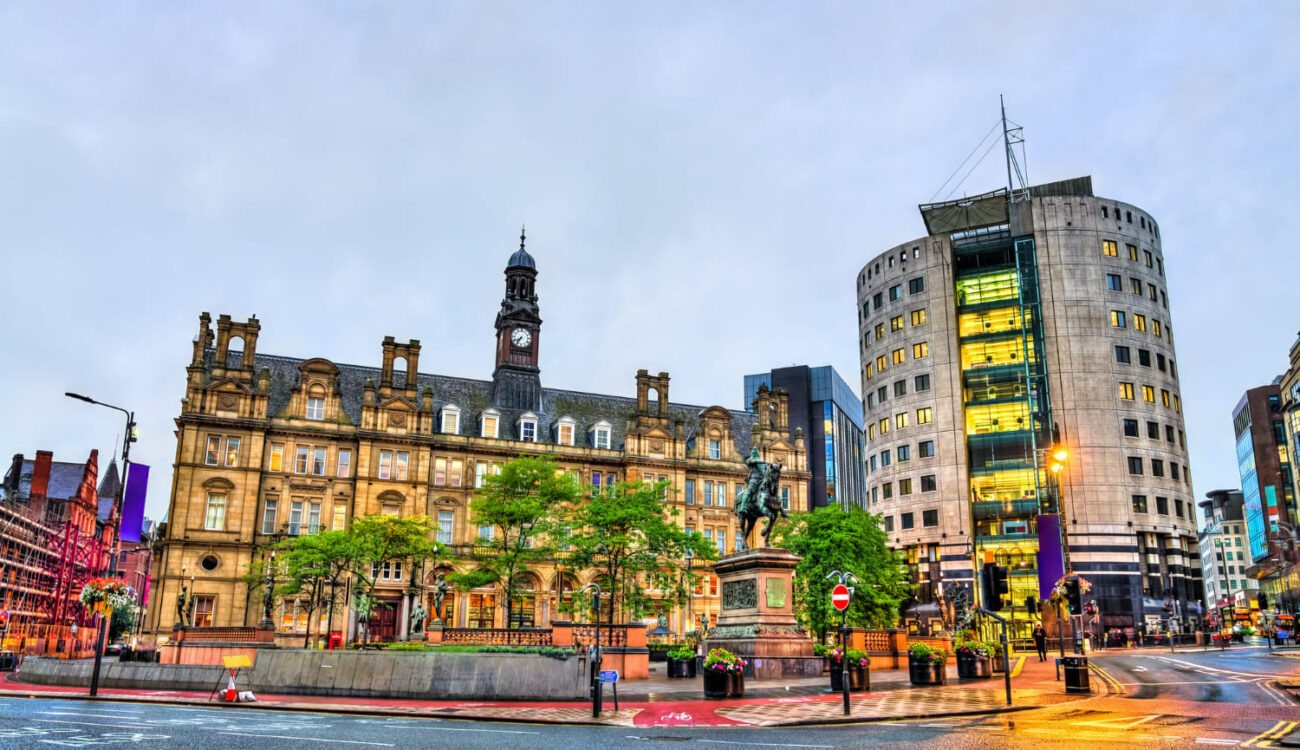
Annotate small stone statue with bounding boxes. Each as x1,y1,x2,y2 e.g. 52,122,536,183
410,602,427,634
433,573,450,622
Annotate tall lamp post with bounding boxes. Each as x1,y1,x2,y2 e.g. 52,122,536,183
65,392,136,698
1048,438,1071,654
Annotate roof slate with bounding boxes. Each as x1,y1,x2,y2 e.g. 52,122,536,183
217,351,757,453
17,460,87,501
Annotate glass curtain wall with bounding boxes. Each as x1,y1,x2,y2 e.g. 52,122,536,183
954,233,1052,640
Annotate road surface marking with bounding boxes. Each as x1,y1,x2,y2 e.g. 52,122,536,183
1073,714,1162,729
698,741,831,749
1133,666,1148,671
1195,739,1238,745
1257,680,1294,706
34,720,151,730
1243,720,1296,747
220,732,394,746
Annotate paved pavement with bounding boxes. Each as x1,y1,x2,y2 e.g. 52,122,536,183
0,643,1295,748
1,654,1082,728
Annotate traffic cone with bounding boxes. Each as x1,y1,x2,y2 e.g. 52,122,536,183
225,670,237,701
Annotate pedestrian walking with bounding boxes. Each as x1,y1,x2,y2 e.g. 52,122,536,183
1033,623,1047,661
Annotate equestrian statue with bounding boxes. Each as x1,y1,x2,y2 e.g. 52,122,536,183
734,447,788,549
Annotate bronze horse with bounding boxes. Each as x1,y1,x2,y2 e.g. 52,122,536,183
734,448,788,549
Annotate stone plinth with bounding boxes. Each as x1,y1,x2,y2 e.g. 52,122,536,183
704,547,820,679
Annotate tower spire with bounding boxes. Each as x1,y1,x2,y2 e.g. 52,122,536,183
520,224,526,251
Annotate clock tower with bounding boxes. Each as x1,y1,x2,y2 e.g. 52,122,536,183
492,228,543,410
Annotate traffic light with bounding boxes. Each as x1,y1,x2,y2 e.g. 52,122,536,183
0,610,7,631
1063,576,1083,615
1258,592,1269,611
1025,595,1039,614
1163,601,1173,616
980,564,1010,611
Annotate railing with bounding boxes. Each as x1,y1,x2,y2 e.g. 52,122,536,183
572,624,627,648
174,626,269,643
441,627,554,646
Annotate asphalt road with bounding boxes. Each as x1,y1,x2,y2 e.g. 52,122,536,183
0,648,1295,749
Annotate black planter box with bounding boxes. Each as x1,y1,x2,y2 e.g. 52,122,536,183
703,668,744,698
829,663,869,692
908,656,947,686
957,653,992,679
667,657,696,678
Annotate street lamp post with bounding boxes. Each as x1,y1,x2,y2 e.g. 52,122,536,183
580,583,603,718
825,570,859,716
65,392,136,699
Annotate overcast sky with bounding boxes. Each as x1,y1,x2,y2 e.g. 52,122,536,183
3,2,1298,523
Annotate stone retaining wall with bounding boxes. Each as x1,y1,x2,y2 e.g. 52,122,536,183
18,649,590,701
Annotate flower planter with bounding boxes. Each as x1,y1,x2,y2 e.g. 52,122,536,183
957,653,992,679
667,657,696,678
908,656,947,686
829,663,869,692
703,668,743,698
990,653,1006,673
650,650,669,662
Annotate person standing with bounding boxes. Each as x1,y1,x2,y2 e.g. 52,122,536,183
1033,623,1048,661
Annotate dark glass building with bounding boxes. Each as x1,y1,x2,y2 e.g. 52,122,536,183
744,365,865,511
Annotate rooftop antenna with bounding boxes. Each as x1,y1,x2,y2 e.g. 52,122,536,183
1001,95,1030,202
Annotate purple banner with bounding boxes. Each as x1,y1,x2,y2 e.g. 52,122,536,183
1035,513,1064,600
120,463,149,543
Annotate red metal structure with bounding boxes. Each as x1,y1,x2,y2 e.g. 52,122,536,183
1,450,114,657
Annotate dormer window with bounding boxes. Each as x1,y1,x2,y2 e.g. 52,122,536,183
709,438,721,459
555,416,576,446
306,396,325,421
517,412,538,442
441,404,461,435
591,420,612,450
481,408,500,439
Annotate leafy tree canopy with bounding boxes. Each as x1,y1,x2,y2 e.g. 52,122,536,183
565,479,717,624
454,455,577,627
774,505,910,640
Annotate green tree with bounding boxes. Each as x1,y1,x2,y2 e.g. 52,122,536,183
565,479,717,624
454,455,575,628
348,514,440,641
775,505,909,641
108,603,138,641
275,530,355,647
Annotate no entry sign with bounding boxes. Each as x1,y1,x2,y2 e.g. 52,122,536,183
831,584,851,610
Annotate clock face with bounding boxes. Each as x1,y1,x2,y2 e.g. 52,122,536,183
511,327,532,348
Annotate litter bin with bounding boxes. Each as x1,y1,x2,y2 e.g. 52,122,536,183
1062,655,1091,694
0,651,16,672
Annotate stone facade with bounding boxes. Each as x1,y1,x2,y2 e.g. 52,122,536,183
857,177,1200,636
145,238,807,644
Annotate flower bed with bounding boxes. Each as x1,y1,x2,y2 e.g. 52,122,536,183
702,648,746,698
907,642,947,686
666,646,696,678
829,648,870,692
954,639,994,679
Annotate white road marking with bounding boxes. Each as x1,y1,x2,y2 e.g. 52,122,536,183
1194,739,1238,745
922,723,955,727
219,732,395,746
34,719,151,729
1073,714,1162,729
698,741,831,749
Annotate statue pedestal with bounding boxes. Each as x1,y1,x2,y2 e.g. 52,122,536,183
704,547,820,680
425,622,444,645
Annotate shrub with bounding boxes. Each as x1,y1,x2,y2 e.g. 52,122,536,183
667,646,695,661
813,643,830,657
908,642,946,663
954,640,993,658
703,647,746,672
831,648,869,667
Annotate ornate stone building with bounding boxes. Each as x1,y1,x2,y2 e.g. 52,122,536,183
145,235,807,643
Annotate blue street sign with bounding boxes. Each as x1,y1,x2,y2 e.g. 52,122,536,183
598,670,619,683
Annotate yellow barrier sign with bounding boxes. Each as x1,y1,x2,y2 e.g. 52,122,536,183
222,654,252,669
